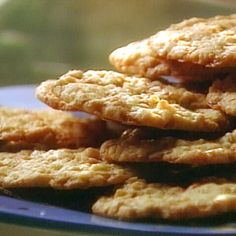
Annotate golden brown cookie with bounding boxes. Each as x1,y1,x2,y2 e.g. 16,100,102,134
0,148,134,189
109,38,228,81
110,15,236,80
207,76,236,116
101,128,236,165
36,70,229,132
92,177,236,220
0,107,107,148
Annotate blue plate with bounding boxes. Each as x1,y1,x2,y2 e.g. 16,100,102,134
1,85,236,236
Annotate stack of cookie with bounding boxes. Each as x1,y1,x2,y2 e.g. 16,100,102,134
2,14,236,222
0,107,136,189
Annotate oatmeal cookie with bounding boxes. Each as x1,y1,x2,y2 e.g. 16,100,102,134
0,107,107,148
110,15,236,80
149,14,236,68
0,148,134,189
101,128,236,165
36,70,228,132
92,177,236,220
109,39,229,81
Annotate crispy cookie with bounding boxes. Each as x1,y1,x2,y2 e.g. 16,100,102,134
101,128,236,165
92,177,236,220
36,70,228,132
0,148,134,189
109,38,229,81
207,77,236,116
0,107,106,148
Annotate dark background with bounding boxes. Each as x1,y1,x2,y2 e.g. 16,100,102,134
0,0,235,86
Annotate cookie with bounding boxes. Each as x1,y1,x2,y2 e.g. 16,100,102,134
109,38,227,81
207,76,236,116
92,177,236,220
36,70,228,132
101,128,236,165
0,107,107,148
0,148,134,189
109,15,236,80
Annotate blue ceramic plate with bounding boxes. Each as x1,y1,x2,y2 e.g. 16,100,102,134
1,85,236,236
